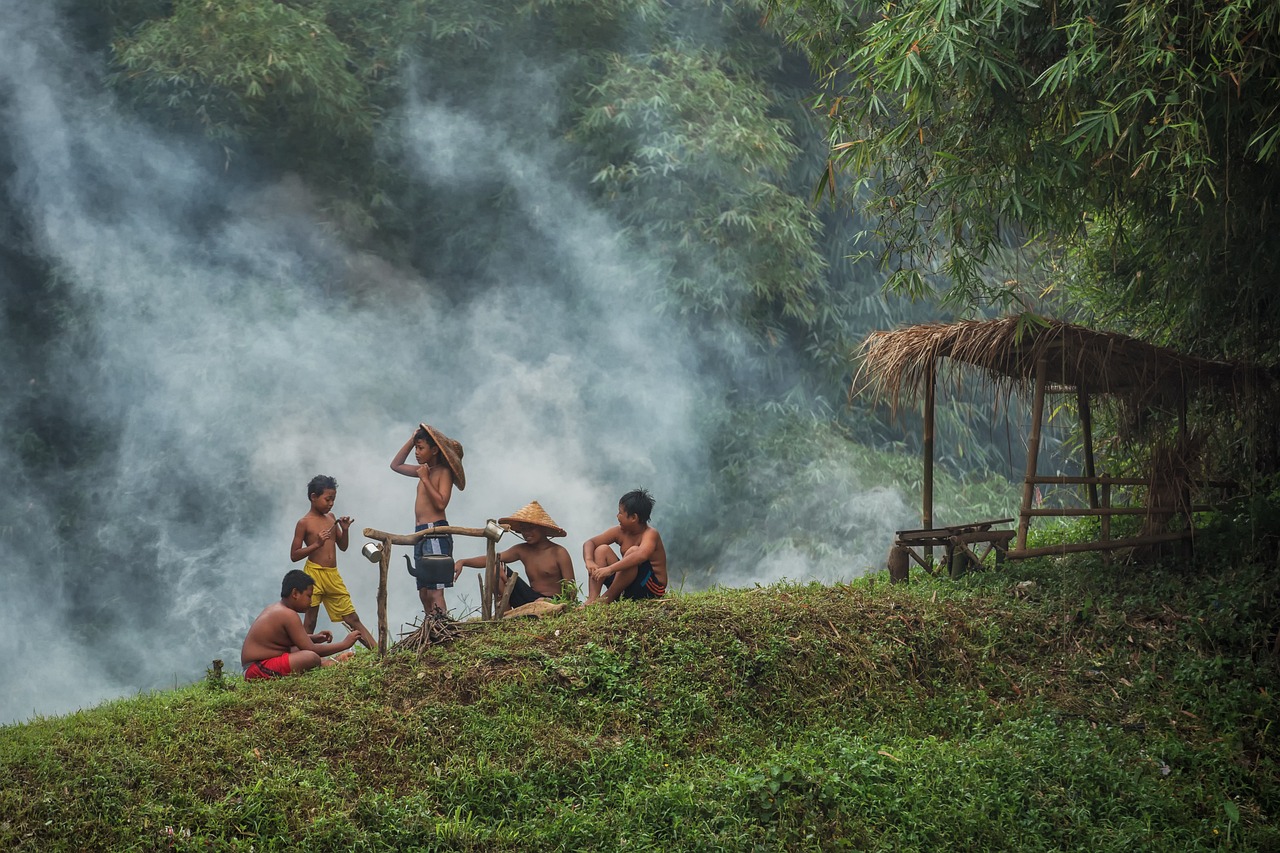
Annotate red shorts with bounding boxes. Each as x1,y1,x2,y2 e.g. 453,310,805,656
243,652,292,680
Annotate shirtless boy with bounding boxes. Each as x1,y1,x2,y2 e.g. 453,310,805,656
241,569,360,679
454,500,576,606
390,422,466,617
289,474,376,650
583,488,669,604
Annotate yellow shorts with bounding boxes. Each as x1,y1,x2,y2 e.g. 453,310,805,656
303,560,356,622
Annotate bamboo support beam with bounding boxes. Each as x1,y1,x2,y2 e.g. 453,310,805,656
1017,357,1048,551
1022,505,1216,517
923,363,936,563
1078,385,1098,509
1006,530,1192,560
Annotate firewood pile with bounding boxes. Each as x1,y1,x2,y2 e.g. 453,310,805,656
390,614,462,653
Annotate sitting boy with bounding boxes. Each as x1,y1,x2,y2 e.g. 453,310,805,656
582,488,668,605
454,501,576,606
241,569,360,680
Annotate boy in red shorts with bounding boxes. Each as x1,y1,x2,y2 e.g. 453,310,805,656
241,569,360,680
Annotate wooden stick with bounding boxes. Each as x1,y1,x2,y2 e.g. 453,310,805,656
1078,385,1098,509
377,537,390,657
499,568,517,617
363,525,487,545
484,539,498,621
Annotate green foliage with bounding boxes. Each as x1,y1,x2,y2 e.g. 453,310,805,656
768,0,1280,364
111,0,373,170
3,554,1278,850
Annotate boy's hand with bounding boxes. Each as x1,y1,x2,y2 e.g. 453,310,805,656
337,516,353,528
312,630,333,643
319,526,335,542
453,560,465,581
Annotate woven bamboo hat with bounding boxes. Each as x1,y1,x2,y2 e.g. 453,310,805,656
419,423,466,491
499,500,566,538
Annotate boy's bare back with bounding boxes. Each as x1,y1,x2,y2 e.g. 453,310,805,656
241,602,308,666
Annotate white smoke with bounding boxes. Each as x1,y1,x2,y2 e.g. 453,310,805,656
0,3,907,724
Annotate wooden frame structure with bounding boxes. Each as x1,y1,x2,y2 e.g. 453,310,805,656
858,314,1271,567
361,521,510,655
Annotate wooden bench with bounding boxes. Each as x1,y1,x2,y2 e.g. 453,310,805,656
889,518,1015,581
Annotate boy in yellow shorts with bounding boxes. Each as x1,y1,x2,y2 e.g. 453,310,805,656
289,474,377,650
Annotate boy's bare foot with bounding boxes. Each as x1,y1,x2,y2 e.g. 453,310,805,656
333,650,356,663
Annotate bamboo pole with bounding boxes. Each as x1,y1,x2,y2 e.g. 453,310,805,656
923,362,936,563
1078,385,1098,509
1022,506,1214,517
1007,530,1191,559
1017,357,1048,551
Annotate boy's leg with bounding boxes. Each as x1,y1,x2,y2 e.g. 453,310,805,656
342,611,378,650
288,650,323,673
303,605,320,634
419,587,448,618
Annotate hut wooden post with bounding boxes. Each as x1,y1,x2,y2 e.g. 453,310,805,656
377,537,391,657
923,362,936,563
1078,385,1098,509
1017,358,1048,551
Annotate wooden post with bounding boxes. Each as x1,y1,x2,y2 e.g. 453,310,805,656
484,537,498,620
1078,385,1098,509
923,362,936,564
1017,358,1047,551
888,545,910,584
498,567,517,617
377,537,390,656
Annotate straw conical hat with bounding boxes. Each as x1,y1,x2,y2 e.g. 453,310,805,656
498,500,566,538
419,423,466,490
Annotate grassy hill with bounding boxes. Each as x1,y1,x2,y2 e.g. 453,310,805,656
2,549,1277,851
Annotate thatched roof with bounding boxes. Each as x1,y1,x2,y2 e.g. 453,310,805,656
856,314,1270,411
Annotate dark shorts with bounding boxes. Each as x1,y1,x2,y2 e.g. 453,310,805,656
243,652,292,680
415,521,454,590
502,565,551,608
604,561,666,600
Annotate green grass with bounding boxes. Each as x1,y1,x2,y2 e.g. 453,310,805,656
2,554,1277,851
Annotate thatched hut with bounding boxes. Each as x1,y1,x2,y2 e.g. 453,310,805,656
857,314,1272,560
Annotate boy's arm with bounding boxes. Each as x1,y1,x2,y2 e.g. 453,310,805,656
593,529,658,578
335,516,352,551
282,614,359,656
389,435,419,477
582,527,620,574
453,545,522,580
289,519,323,563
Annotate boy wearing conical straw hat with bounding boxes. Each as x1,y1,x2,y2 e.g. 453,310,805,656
583,488,668,605
454,501,576,605
390,422,466,618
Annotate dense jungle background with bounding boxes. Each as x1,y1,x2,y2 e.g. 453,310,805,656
2,0,1278,725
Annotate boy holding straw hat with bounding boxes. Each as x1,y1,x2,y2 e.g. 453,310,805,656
454,500,577,605
390,422,466,617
